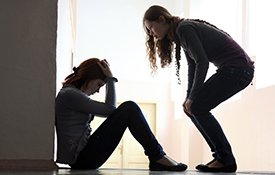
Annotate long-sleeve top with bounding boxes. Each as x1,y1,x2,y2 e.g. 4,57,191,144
55,77,117,165
176,20,254,100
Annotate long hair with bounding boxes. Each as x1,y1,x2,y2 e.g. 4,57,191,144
63,58,106,89
143,5,182,82
143,5,230,83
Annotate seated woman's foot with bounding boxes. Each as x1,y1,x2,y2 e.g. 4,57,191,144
195,159,216,169
149,155,187,171
196,160,237,172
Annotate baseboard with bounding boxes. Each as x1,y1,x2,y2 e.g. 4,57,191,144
0,159,58,171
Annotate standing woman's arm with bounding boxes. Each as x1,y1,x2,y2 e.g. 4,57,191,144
184,51,195,98
177,25,209,100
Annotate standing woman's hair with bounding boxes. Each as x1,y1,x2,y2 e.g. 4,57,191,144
143,5,182,82
63,58,106,89
143,5,230,83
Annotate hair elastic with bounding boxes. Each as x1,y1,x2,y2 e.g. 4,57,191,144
72,66,79,74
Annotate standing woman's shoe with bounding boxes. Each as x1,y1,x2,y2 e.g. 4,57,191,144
196,160,237,173
149,162,187,171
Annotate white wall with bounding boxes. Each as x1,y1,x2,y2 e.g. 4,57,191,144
212,85,275,171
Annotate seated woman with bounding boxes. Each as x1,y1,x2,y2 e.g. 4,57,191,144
55,58,187,171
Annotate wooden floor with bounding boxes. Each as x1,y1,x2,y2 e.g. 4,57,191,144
0,169,275,175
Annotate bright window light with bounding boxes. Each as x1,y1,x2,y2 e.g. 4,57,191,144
248,0,275,89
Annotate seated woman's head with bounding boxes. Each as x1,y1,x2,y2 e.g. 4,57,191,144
63,58,106,95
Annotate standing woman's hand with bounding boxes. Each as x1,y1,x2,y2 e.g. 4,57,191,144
98,59,113,78
183,98,193,117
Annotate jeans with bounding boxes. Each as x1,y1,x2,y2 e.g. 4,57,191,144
71,101,165,169
190,66,254,166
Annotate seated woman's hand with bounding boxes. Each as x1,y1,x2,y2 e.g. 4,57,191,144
98,59,113,78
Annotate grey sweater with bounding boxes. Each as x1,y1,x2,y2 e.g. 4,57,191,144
176,20,254,100
55,77,117,165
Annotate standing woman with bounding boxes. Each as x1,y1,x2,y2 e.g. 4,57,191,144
143,5,254,172
55,58,187,171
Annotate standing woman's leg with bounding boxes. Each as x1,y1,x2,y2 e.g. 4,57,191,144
189,115,216,153
190,67,254,167
71,101,166,169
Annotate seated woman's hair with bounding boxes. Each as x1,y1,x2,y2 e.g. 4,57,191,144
63,58,106,88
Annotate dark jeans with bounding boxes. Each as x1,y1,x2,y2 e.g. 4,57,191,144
71,101,165,169
190,66,254,166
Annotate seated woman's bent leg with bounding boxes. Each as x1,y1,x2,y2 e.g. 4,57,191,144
71,101,187,171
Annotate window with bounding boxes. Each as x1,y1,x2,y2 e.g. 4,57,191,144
247,0,275,89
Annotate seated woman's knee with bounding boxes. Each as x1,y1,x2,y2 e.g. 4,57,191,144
116,101,142,119
119,101,139,111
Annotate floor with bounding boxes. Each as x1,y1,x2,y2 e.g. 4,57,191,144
0,169,275,175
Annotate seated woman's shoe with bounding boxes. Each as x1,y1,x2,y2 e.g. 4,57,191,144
149,162,187,171
196,162,237,173
195,159,216,170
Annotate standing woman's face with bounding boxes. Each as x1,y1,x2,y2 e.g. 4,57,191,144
81,79,105,96
144,16,170,40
